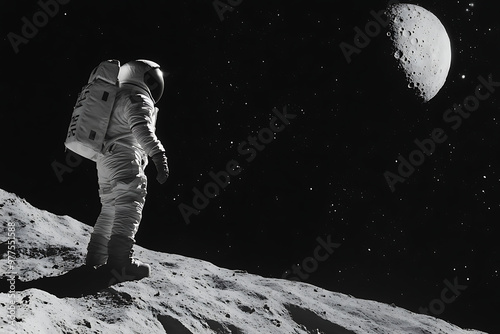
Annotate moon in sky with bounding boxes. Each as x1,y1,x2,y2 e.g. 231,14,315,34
386,3,452,102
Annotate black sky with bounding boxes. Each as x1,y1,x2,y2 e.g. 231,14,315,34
1,0,499,332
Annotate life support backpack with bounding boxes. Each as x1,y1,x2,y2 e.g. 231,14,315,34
64,59,120,161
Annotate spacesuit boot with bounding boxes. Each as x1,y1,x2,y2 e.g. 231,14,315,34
85,233,109,268
106,234,150,282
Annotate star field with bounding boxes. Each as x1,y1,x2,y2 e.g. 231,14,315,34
1,0,499,332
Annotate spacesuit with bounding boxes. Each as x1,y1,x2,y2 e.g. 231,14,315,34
85,60,169,280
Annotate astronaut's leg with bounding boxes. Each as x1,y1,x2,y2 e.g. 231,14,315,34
85,193,114,266
110,174,147,241
105,148,150,279
107,176,147,266
85,161,115,267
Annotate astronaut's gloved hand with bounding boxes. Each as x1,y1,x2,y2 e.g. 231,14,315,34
152,152,169,184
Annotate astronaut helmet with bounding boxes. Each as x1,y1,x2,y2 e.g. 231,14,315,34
118,59,164,103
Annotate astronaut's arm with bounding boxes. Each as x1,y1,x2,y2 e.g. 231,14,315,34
127,95,169,183
127,95,165,157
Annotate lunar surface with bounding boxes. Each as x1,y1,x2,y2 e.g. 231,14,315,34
0,189,487,333
386,3,452,102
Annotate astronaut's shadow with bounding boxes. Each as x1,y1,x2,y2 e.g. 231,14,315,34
1,265,118,298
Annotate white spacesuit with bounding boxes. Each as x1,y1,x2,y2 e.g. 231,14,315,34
85,60,169,280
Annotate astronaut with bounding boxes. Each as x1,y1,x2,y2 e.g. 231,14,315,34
85,59,169,280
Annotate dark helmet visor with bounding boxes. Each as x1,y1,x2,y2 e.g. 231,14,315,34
144,67,164,103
